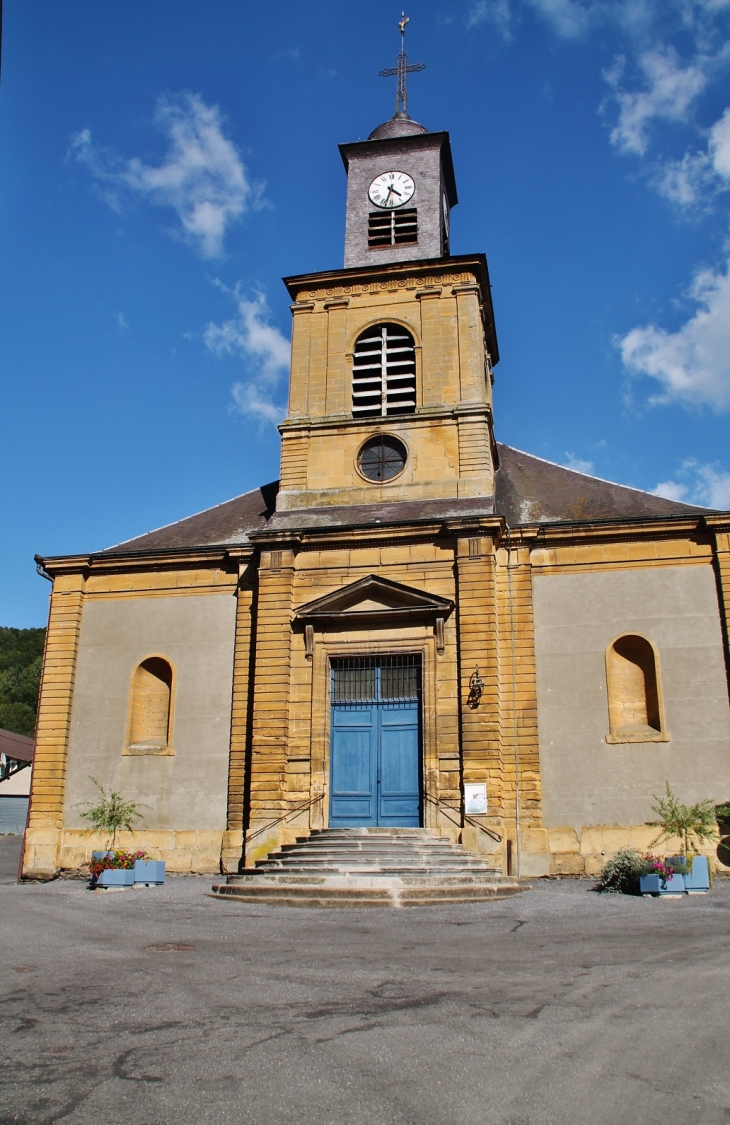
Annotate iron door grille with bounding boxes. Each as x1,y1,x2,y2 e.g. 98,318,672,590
331,654,421,707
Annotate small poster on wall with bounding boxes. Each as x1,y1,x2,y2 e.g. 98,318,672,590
464,782,487,815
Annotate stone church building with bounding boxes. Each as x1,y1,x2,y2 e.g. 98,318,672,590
22,96,730,882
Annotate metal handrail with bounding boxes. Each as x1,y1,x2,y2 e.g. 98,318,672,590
424,793,501,842
244,793,324,845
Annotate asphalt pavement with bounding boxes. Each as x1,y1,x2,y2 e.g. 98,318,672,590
1,849,728,1125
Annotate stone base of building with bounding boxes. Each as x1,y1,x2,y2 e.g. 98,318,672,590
21,828,226,878
20,822,730,880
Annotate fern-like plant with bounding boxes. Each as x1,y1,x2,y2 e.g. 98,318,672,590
79,778,147,850
647,782,718,857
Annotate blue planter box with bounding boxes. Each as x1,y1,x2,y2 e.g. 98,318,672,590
639,873,685,895
134,859,165,885
91,851,113,861
97,868,134,888
676,856,710,893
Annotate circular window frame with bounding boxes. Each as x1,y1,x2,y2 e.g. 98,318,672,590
355,434,409,484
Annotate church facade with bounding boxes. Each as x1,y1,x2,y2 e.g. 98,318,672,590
23,105,730,881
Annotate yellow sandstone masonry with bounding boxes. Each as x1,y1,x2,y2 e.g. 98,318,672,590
495,538,544,876
23,571,86,877
222,560,255,874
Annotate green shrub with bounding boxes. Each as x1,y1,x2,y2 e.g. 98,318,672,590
598,848,652,894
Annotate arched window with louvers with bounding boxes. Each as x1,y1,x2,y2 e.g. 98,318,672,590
351,323,417,418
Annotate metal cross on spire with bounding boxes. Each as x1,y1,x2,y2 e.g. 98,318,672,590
378,13,425,119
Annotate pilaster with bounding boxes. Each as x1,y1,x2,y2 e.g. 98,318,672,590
221,560,256,874
454,533,502,840
496,538,544,876
707,518,730,699
246,546,297,864
23,570,86,878
324,298,349,417
287,301,315,419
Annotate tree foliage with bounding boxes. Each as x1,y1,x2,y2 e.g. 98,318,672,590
647,782,718,856
0,627,45,737
79,779,147,849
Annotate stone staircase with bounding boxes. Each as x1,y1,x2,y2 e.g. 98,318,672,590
210,827,525,908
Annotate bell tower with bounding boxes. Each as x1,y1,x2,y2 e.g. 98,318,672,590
276,20,499,515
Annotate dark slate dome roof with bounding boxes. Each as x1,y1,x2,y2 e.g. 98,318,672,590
368,114,428,141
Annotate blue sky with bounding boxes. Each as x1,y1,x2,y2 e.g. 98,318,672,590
2,0,730,628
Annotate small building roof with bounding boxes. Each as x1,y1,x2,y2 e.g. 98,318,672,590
0,728,34,763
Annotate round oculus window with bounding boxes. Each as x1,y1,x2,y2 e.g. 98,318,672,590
357,435,408,482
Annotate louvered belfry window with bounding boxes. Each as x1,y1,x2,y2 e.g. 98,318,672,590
368,208,418,248
352,324,417,417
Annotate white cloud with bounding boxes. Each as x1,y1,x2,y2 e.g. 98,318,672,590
526,0,596,37
467,0,513,37
70,93,263,259
114,311,130,330
619,254,730,410
653,478,689,501
605,47,707,155
204,285,290,426
653,149,715,204
561,452,595,474
652,104,730,206
653,459,730,506
709,105,730,176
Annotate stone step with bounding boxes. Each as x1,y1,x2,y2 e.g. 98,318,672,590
255,857,497,871
253,865,500,877
210,874,522,909
257,849,492,864
226,871,515,887
211,826,519,909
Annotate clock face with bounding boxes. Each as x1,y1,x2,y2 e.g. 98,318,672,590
368,171,415,209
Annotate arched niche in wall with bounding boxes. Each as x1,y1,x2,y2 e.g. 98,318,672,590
124,656,175,755
605,634,669,744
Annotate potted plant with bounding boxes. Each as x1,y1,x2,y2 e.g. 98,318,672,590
90,850,137,888
79,779,148,888
638,855,687,896
133,851,166,885
645,783,717,894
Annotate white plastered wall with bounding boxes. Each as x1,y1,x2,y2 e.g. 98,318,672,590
533,564,730,830
63,593,237,831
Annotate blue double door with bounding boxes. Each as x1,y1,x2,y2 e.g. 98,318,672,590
329,657,421,828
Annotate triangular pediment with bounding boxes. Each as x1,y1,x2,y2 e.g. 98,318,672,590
294,575,453,622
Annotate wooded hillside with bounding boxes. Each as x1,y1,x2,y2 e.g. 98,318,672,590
0,627,46,738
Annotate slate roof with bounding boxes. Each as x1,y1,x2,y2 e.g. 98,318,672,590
100,481,279,555
97,444,707,556
368,115,429,141
494,445,708,524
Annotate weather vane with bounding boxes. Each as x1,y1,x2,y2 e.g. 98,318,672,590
378,13,425,119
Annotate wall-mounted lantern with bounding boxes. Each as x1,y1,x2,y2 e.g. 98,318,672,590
467,666,484,709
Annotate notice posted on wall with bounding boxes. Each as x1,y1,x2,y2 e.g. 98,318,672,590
464,783,487,815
